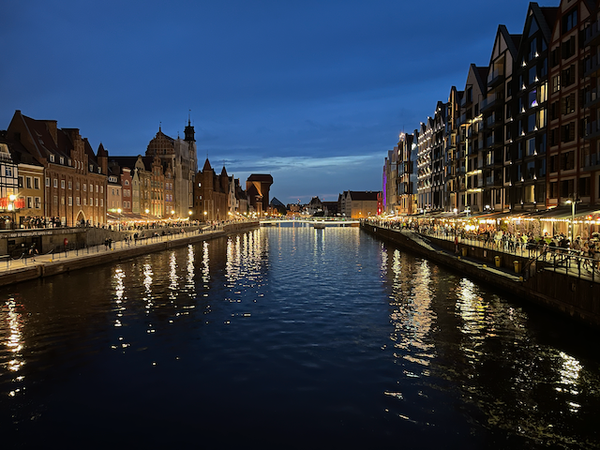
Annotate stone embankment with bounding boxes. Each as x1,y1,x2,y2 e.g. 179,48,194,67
0,222,258,287
361,223,600,328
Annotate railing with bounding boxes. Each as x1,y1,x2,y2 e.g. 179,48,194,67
368,221,599,283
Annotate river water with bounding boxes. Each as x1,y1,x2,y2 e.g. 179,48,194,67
1,224,599,449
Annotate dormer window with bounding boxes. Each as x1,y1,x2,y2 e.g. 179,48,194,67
60,156,64,165
89,164,93,172
49,155,55,163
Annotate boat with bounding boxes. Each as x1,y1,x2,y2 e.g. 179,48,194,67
313,222,326,229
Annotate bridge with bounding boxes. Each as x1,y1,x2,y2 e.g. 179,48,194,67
260,218,360,226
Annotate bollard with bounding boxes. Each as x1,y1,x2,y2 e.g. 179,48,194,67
495,256,501,268
513,260,521,273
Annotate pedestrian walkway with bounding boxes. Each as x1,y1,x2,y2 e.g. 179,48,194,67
0,226,221,276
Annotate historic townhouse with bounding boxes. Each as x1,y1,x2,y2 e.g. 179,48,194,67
457,65,487,215
193,159,230,222
145,122,197,218
482,25,520,212
6,111,107,227
547,0,596,208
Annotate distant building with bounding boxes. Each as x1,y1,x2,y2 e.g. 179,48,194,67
339,191,380,218
246,174,273,215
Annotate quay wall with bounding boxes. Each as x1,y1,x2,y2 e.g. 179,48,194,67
0,222,259,288
361,223,600,328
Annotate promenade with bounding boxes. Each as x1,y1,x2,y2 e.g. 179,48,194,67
0,222,258,287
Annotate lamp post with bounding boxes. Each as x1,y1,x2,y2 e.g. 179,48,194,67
117,208,122,231
145,208,149,228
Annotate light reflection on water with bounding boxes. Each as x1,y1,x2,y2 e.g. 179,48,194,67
0,225,599,448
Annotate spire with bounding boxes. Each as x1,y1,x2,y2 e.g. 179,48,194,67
184,111,195,142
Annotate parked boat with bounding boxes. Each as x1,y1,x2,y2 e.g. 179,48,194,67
313,222,326,229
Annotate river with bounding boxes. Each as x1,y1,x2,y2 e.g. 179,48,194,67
1,224,599,449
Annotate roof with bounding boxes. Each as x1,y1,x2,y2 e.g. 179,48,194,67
348,191,379,201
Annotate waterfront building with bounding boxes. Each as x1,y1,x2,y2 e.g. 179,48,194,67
397,132,418,215
339,190,379,218
382,146,399,215
193,159,231,222
547,0,597,209
6,111,107,227
508,5,556,212
246,174,273,216
430,102,448,211
483,25,520,212
0,131,35,229
446,86,463,211
417,119,433,213
457,64,486,215
145,122,197,218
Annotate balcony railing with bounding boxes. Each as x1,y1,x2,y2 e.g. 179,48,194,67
586,121,600,140
584,88,600,109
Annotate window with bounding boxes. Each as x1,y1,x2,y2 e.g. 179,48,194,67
59,156,64,165
34,197,41,209
528,66,537,85
34,177,40,189
61,196,65,205
579,177,591,197
560,151,575,170
27,197,33,208
53,178,58,188
83,184,87,192
68,181,72,190
537,109,547,129
76,197,80,206
68,197,72,206
552,74,560,93
46,177,50,187
61,180,65,189
527,138,536,156
561,122,575,142
18,176,23,188
560,179,575,198
26,177,32,188
49,155,55,162
562,8,577,34
83,198,87,206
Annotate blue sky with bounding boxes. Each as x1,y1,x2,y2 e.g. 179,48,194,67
0,0,551,204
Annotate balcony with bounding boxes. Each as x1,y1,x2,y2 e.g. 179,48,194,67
584,19,600,47
481,93,501,113
485,134,502,148
583,153,600,170
487,69,504,89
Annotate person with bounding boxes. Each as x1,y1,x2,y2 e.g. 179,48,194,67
28,243,39,261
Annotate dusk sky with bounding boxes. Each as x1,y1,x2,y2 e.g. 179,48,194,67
1,0,553,204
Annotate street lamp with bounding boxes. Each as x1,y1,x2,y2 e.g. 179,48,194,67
145,208,149,227
117,208,122,230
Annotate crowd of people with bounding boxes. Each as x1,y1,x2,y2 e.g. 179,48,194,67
363,217,600,271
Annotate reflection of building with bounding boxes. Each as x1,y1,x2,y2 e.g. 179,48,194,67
246,174,273,215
